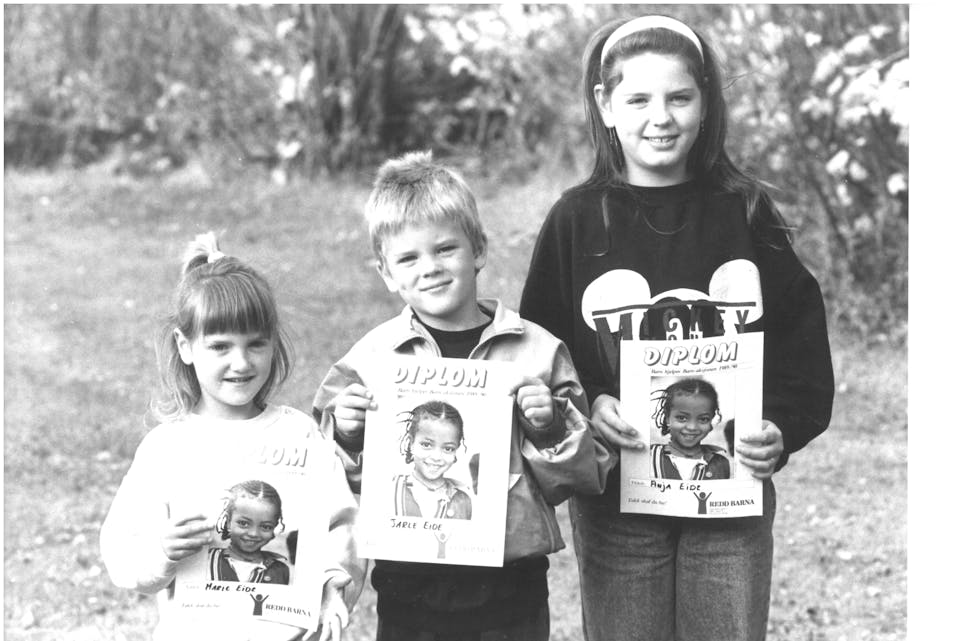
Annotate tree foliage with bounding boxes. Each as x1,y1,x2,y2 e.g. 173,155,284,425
3,4,907,337
4,5,269,170
714,5,909,337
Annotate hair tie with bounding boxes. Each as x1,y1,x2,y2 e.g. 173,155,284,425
601,15,704,64
207,251,226,264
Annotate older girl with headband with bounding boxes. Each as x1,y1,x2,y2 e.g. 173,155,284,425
101,232,365,641
520,14,834,641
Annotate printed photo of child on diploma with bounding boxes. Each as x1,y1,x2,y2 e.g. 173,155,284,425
391,400,475,520
208,479,291,585
648,378,732,481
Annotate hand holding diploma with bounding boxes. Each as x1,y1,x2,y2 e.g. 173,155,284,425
735,420,784,479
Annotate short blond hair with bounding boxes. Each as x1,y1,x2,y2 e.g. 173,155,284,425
364,150,488,262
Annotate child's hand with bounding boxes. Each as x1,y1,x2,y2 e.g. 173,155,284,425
160,513,212,561
512,376,555,429
333,383,377,441
735,420,784,479
302,583,349,641
591,394,645,451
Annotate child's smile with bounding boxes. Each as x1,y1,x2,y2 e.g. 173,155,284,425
411,416,462,487
175,330,273,420
597,52,704,187
227,496,279,561
666,394,715,457
379,221,487,331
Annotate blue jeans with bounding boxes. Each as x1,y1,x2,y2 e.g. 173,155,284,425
570,479,776,641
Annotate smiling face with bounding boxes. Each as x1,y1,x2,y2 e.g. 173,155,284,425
410,416,462,486
666,393,716,457
378,220,487,331
175,330,273,420
596,52,705,186
226,495,279,561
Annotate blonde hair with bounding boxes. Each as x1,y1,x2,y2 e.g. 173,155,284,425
364,150,488,263
152,232,292,421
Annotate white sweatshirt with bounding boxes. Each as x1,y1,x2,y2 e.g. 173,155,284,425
100,405,364,640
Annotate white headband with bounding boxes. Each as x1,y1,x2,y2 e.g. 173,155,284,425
600,15,704,64
207,250,226,264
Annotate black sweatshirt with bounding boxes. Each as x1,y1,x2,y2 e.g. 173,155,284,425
519,181,834,472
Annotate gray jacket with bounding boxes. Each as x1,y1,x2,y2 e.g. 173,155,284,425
312,299,616,562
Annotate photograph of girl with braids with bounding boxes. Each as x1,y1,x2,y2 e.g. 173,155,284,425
391,400,475,520
207,479,291,585
649,377,733,481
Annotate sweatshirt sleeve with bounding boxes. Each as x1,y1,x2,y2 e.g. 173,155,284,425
757,244,835,469
321,451,367,612
100,430,180,594
520,203,579,363
521,204,576,344
521,196,613,405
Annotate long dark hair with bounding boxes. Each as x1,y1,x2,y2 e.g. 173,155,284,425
580,16,791,245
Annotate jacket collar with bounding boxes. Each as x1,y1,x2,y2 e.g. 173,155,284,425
388,298,524,352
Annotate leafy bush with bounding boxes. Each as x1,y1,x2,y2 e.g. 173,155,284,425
713,5,908,339
3,4,907,338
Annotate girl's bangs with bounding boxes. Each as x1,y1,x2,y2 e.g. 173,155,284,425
192,276,276,338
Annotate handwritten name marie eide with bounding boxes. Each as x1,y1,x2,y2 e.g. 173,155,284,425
394,363,488,389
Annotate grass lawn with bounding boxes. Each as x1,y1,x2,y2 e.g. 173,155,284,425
3,165,906,640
